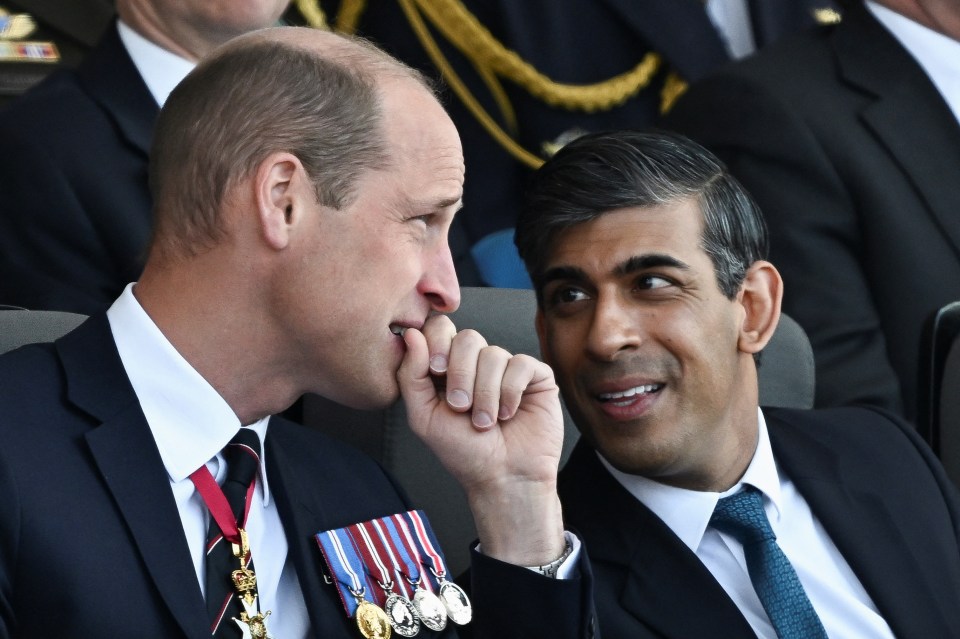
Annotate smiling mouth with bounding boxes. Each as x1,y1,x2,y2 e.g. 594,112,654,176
597,384,664,405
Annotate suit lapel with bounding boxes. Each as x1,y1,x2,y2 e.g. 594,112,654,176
76,21,158,157
266,427,355,638
560,443,756,638
767,409,952,638
833,7,960,255
57,316,210,639
597,0,730,82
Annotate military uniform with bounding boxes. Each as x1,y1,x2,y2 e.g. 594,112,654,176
0,0,112,107
301,0,839,285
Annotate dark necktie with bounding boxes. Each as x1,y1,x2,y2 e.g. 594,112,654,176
710,486,828,639
204,427,261,638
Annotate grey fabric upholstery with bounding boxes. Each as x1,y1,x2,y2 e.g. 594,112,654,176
303,287,815,574
920,300,960,486
0,309,87,354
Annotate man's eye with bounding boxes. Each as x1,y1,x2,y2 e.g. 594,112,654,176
551,287,589,304
638,275,672,290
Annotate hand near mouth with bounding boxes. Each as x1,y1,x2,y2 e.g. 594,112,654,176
397,314,568,568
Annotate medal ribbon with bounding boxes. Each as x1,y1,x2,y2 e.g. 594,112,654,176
315,527,374,617
189,465,255,545
348,523,397,606
402,510,450,584
366,520,415,599
382,515,431,594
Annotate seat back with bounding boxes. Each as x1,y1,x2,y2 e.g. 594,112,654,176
919,300,960,485
303,287,815,573
0,309,88,354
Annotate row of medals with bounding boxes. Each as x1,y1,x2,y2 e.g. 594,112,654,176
354,574,472,639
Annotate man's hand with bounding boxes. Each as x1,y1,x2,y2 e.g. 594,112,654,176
398,314,567,566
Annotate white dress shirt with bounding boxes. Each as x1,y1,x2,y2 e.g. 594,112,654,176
117,20,195,107
602,408,894,639
107,284,309,639
705,0,757,59
867,0,960,125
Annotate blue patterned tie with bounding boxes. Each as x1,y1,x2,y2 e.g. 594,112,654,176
710,486,828,639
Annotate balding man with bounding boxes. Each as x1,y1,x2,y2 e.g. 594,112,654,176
0,27,591,639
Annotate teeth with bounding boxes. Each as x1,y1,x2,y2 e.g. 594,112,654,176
390,324,407,336
598,384,660,400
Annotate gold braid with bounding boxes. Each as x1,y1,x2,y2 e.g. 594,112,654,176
299,0,666,168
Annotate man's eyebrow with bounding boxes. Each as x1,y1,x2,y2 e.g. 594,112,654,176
615,254,690,276
406,194,463,213
540,265,588,285
539,254,690,288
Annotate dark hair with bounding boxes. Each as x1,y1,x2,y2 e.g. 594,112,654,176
149,32,405,258
516,130,768,301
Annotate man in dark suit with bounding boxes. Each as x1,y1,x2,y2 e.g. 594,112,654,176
0,27,592,638
515,130,960,637
664,0,960,423
320,0,839,286
0,0,293,314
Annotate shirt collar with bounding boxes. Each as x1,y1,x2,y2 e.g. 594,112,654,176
866,1,960,124
600,407,781,553
106,284,272,504
117,19,195,107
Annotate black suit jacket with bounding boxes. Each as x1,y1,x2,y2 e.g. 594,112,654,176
341,0,832,245
664,4,960,421
0,315,593,638
559,406,960,637
0,22,156,314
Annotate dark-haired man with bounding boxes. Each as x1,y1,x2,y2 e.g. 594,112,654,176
516,130,960,638
0,27,590,639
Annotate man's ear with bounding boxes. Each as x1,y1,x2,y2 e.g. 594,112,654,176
737,260,783,355
254,152,306,250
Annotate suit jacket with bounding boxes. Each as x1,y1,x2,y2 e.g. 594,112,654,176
664,4,960,422
0,22,156,314
338,0,833,246
0,315,594,639
559,406,960,637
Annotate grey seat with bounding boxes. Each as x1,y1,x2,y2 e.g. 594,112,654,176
303,287,816,573
919,300,960,487
0,308,88,354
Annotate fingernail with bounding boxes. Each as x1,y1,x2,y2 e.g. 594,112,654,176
473,411,493,428
498,405,511,420
430,355,448,373
446,389,469,408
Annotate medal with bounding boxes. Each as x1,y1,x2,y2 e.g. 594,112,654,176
233,594,274,639
355,596,392,639
411,586,447,632
438,580,473,625
352,521,421,637
400,510,473,625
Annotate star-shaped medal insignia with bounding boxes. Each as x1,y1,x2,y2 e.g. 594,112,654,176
232,594,274,639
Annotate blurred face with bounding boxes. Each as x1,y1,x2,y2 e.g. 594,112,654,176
283,78,463,409
121,0,289,58
536,201,757,491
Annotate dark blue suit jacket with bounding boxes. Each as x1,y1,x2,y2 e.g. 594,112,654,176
560,406,960,637
0,315,594,638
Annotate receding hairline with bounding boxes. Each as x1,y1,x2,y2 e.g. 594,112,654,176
201,26,425,86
